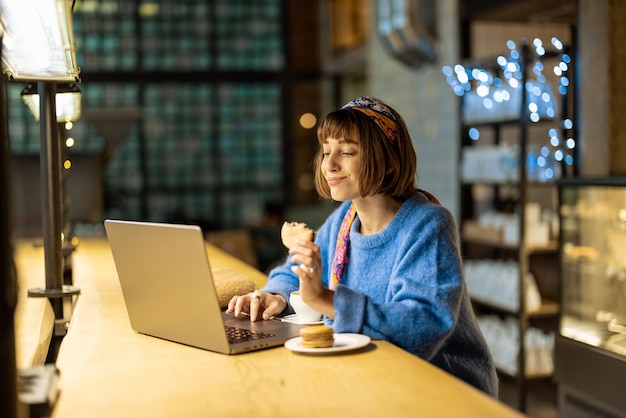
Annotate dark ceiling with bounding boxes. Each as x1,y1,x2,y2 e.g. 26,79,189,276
461,0,577,24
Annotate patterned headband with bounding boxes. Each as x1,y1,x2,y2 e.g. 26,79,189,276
341,96,398,141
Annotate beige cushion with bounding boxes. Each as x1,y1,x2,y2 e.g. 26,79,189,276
212,267,257,308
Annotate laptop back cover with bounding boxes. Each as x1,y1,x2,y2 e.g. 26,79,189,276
104,220,231,354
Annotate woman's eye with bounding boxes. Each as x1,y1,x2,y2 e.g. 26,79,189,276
321,148,356,158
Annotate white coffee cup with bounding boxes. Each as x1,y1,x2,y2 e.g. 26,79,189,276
289,291,322,323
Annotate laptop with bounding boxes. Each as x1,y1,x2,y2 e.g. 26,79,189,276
103,219,304,354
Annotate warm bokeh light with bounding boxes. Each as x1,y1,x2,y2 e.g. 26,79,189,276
299,112,317,129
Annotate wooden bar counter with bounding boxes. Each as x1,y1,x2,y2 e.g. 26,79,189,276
14,241,55,369
46,237,522,418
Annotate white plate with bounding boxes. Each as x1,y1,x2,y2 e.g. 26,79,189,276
284,333,371,354
278,314,324,325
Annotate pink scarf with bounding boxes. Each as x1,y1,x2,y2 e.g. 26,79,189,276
329,203,357,290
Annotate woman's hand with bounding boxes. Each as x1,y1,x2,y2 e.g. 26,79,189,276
226,290,287,321
288,240,335,319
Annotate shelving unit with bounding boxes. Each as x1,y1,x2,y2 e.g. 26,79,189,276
448,39,575,412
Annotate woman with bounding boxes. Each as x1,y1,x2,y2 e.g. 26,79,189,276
227,96,498,396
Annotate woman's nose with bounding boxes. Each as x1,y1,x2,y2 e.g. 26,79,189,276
323,153,338,171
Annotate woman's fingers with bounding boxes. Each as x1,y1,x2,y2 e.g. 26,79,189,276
226,291,287,322
226,293,253,317
289,241,320,277
249,291,263,321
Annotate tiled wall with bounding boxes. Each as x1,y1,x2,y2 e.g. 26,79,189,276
367,0,461,220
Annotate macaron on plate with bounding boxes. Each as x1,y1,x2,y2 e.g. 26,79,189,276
284,333,371,354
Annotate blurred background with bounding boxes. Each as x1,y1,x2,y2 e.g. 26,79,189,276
6,0,615,276
6,2,626,417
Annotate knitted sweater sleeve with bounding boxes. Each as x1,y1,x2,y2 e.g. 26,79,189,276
331,205,464,361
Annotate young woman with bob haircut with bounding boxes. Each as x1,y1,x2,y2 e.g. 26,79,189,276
227,97,498,396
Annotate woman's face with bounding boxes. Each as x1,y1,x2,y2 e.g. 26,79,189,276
321,136,362,202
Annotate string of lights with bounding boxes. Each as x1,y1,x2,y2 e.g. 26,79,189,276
443,37,575,181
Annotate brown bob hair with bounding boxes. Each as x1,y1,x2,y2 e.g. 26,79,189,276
313,100,418,200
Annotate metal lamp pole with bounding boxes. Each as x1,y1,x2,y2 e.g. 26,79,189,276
27,82,80,351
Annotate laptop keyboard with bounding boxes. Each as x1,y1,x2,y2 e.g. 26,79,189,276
225,326,275,344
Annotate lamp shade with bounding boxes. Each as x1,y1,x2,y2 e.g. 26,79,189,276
377,0,437,68
22,82,82,122
0,0,80,82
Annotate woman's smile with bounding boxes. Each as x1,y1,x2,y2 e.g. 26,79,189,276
326,176,346,187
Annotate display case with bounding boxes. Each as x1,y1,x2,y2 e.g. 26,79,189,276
555,177,626,418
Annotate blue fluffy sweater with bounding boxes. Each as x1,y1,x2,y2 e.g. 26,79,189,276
263,192,498,396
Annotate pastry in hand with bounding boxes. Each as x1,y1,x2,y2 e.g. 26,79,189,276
281,221,315,249
299,325,335,348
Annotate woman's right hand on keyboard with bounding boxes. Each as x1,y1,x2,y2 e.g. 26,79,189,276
226,290,287,321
